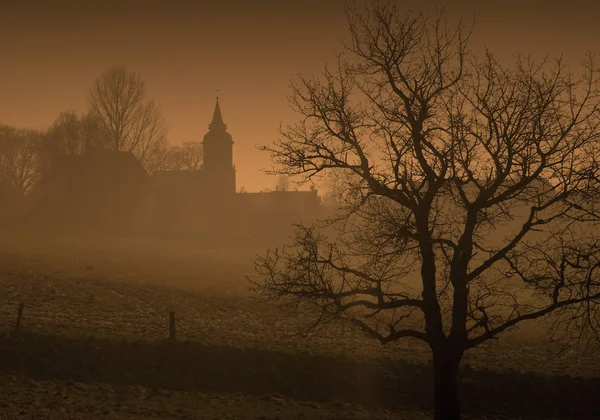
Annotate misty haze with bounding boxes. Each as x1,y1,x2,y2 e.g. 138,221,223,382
1,1,600,420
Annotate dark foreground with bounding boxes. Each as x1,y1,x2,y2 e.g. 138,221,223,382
0,332,599,419
0,237,598,419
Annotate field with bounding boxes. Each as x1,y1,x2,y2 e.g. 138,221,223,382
0,235,599,419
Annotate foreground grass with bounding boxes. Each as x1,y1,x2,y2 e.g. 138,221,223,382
0,374,416,420
0,236,598,419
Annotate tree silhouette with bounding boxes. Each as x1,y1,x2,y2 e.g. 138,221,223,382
179,141,203,170
89,66,167,171
276,175,290,191
44,111,109,159
253,3,600,419
0,124,43,195
149,141,203,172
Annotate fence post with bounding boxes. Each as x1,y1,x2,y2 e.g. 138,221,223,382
169,311,176,341
13,302,25,336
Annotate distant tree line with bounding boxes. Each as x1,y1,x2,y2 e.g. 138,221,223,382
0,124,43,195
0,66,202,197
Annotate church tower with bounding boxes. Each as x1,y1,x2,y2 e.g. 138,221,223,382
202,98,236,195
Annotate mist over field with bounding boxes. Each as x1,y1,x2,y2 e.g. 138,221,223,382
1,233,598,420
2,1,600,419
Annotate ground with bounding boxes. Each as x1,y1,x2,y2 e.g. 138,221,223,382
0,235,598,419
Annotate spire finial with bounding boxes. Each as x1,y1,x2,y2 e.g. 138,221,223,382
209,94,226,131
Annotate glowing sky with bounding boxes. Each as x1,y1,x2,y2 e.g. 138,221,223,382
1,0,599,191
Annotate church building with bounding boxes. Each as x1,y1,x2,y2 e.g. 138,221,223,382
143,98,322,239
23,98,322,242
202,98,236,196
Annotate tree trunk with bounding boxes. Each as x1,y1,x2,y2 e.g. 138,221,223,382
433,349,462,420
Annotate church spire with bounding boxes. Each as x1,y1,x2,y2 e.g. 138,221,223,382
209,96,227,131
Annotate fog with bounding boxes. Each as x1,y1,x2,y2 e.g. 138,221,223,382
1,1,600,419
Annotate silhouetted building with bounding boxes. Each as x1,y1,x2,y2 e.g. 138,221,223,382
141,98,238,235
202,98,236,196
144,98,321,239
27,98,322,241
27,150,147,234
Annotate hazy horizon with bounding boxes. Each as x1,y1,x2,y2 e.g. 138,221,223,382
2,0,599,191
1,3,600,418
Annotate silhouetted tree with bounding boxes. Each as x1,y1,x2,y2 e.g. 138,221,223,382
89,66,168,171
253,3,600,420
319,169,358,207
44,111,109,159
179,141,203,170
148,141,203,172
0,124,43,194
145,143,170,173
276,175,290,191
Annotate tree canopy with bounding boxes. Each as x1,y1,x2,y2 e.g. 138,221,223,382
253,3,600,419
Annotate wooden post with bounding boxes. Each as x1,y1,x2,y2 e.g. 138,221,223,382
169,311,176,341
13,302,25,336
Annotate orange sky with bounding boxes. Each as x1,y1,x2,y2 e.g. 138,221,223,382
1,0,599,192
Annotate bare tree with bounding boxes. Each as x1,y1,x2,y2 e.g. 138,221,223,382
180,141,203,170
252,3,600,420
89,66,168,170
145,143,173,173
148,141,204,172
319,169,358,207
0,125,43,194
276,174,290,191
45,111,84,156
80,112,110,152
44,111,109,159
